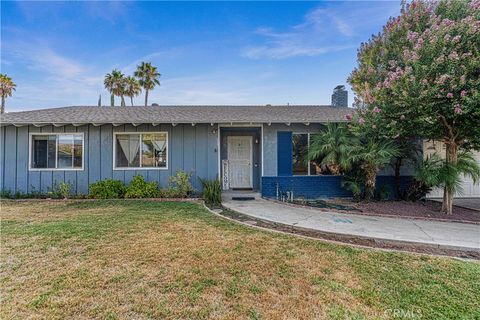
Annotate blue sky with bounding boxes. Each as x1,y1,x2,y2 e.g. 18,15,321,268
1,1,401,111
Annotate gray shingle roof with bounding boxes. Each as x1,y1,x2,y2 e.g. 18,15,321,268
0,105,353,126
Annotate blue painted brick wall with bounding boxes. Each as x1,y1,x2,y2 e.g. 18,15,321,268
261,175,413,199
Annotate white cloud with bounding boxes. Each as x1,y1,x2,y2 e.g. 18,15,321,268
242,2,398,59
2,38,109,110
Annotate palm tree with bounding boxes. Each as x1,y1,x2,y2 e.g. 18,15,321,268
104,69,126,107
0,74,16,114
134,62,161,107
347,139,400,201
406,151,480,213
124,76,142,106
308,123,352,174
438,151,480,214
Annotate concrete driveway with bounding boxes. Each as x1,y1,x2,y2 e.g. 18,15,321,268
430,198,480,211
452,198,479,211
223,198,480,252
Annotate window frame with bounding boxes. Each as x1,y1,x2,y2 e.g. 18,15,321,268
113,132,169,170
292,132,318,176
28,132,85,171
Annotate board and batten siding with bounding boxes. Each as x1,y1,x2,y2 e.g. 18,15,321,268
0,123,219,195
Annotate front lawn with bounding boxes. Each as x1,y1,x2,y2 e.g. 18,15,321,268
1,200,479,319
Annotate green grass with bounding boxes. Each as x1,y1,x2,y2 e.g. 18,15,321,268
1,200,479,319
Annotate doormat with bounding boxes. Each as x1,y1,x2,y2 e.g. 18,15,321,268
232,197,256,201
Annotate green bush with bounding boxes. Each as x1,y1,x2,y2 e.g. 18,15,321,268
125,175,159,198
89,179,126,199
1,188,48,199
0,190,13,199
199,178,222,207
57,182,72,199
341,173,364,201
167,171,194,198
377,185,390,201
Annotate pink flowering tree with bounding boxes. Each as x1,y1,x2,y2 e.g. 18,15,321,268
349,0,480,214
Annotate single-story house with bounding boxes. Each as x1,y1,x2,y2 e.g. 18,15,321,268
0,105,476,199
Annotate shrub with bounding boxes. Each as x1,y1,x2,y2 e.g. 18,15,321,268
57,182,72,199
199,178,222,207
377,185,390,201
342,172,364,201
125,175,158,198
0,190,13,199
167,171,194,198
89,179,126,199
403,156,440,201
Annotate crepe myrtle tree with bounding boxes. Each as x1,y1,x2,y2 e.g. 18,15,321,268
348,0,480,214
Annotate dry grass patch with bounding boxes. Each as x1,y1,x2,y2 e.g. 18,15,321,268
1,200,479,319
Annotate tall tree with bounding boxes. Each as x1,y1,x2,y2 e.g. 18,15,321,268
134,62,161,107
0,74,16,114
348,0,480,213
104,69,126,107
124,76,142,106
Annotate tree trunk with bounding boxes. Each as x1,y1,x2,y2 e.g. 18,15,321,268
441,142,458,214
110,94,114,107
394,157,402,199
1,96,5,114
121,95,126,107
328,163,340,175
130,96,134,106
145,89,149,107
364,168,377,201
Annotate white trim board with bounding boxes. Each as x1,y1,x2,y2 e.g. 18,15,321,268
28,132,85,171
112,131,169,171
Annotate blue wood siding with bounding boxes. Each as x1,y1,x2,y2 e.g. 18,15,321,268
27,125,41,193
16,125,29,193
0,127,5,193
3,126,16,192
0,123,219,195
277,131,293,176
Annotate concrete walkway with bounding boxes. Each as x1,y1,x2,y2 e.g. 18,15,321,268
223,198,480,252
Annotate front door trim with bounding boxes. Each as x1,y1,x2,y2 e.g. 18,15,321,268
217,124,263,190
227,135,253,189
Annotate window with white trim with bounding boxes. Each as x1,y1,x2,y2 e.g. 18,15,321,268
114,132,167,169
292,133,321,176
30,133,84,170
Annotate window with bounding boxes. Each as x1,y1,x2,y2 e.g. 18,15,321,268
292,133,321,176
292,133,308,175
114,132,167,169
30,133,84,170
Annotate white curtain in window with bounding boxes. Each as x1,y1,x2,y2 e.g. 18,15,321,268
152,139,166,152
118,135,140,165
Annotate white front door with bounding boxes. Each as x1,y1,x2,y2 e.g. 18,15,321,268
227,136,253,189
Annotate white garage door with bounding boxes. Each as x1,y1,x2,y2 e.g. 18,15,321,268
424,141,480,198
